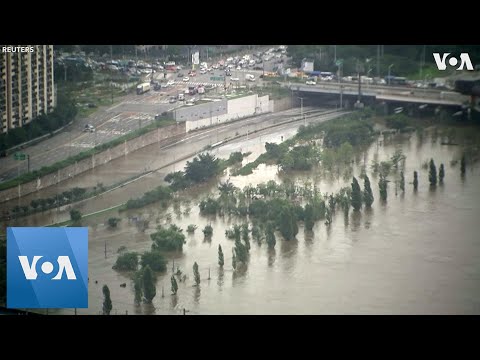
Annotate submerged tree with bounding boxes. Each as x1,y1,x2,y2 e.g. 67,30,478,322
324,207,332,226
218,245,224,267
461,153,466,176
202,224,213,237
134,275,143,305
363,174,374,208
171,275,178,295
304,204,315,231
241,223,250,251
142,265,156,303
102,285,112,315
265,222,276,249
429,159,437,186
232,249,237,269
336,187,351,217
234,238,248,264
400,171,405,192
251,223,264,243
413,171,418,191
328,194,336,213
187,224,197,233
439,163,445,184
278,206,298,240
193,262,200,286
70,209,82,224
351,177,362,211
379,176,388,201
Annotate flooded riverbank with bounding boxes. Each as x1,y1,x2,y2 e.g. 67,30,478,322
25,121,480,315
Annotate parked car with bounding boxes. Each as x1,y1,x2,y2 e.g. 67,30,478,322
84,124,95,132
306,80,316,85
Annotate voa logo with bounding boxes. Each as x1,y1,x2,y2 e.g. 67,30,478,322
433,53,474,71
7,227,88,309
18,255,77,280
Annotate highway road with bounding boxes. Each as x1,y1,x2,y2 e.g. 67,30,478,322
0,52,292,184
3,107,344,223
0,92,175,183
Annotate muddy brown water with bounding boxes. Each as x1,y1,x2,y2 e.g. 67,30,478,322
12,123,480,315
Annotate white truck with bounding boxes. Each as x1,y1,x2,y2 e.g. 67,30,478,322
245,74,256,82
136,82,151,95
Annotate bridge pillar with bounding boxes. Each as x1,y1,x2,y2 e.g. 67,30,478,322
380,102,388,116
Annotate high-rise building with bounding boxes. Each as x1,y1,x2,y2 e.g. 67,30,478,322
0,45,55,134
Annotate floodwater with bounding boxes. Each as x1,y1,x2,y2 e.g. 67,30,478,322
22,120,480,315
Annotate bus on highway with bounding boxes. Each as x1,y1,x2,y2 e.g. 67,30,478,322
385,76,407,86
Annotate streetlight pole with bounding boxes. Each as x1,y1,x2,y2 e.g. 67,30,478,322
388,64,394,86
110,45,114,104
337,60,343,109
423,75,429,96
420,44,426,80
357,59,362,103
366,68,372,90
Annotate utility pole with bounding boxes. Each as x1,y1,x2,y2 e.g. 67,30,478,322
110,45,114,104
27,154,30,173
104,240,107,259
338,61,343,109
377,45,380,79
357,60,362,103
135,46,138,68
420,45,426,80
388,64,394,86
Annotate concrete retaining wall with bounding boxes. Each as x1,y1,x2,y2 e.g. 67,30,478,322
175,99,228,123
0,123,186,203
185,94,271,132
272,96,293,112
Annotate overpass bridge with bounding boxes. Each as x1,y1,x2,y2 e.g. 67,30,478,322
287,83,468,109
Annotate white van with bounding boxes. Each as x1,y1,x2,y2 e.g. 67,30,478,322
178,93,185,101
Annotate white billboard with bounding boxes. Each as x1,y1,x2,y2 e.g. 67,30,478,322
301,59,314,73
192,51,200,65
